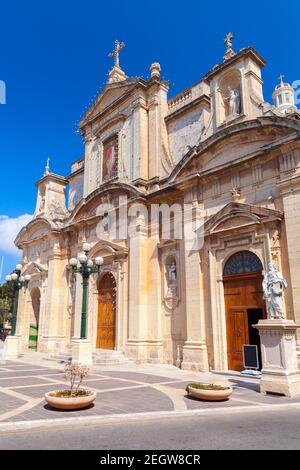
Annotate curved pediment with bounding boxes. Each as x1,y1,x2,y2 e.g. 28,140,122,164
15,218,53,247
89,239,128,259
205,202,283,236
168,116,300,183
68,182,146,223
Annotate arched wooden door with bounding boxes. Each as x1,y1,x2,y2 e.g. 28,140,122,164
223,251,265,371
97,273,116,350
29,287,40,350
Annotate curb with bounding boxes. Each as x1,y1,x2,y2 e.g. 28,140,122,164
0,402,300,434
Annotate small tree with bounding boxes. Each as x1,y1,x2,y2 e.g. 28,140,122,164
0,298,11,326
64,362,90,396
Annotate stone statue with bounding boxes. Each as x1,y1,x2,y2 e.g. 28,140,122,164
228,87,240,115
39,196,45,212
262,263,287,319
166,261,177,294
49,199,66,219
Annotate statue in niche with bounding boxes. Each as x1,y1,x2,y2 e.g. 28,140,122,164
262,263,287,319
39,196,45,212
228,86,240,115
166,260,177,295
97,212,111,239
49,199,66,219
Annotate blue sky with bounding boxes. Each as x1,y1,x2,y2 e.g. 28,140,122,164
0,0,299,281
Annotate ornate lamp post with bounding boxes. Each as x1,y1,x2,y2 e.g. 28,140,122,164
5,264,31,336
69,243,103,340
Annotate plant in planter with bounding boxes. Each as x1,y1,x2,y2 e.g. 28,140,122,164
185,383,233,401
44,362,96,410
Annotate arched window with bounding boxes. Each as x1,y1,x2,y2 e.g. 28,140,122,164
223,251,263,276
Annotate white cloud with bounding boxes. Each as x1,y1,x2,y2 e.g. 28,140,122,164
0,214,33,255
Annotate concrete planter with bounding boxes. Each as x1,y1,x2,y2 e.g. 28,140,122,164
45,390,96,410
187,384,232,401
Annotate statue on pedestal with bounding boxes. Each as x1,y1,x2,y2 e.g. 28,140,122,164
228,86,240,115
262,263,287,319
166,261,177,295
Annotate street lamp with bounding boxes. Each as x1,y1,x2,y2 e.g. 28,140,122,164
5,265,31,336
70,244,103,339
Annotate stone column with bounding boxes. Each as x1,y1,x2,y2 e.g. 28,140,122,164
147,226,164,363
278,176,300,356
181,195,209,371
148,82,169,180
39,240,69,354
71,271,93,365
125,211,149,362
255,319,300,397
131,97,148,181
15,287,29,351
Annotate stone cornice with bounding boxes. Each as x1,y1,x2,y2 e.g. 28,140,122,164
35,172,67,187
167,117,300,183
165,94,210,122
203,47,266,82
277,173,300,194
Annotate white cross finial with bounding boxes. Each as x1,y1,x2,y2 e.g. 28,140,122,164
223,32,235,62
109,40,125,68
45,157,50,175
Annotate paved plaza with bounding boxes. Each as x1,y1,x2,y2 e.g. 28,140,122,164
0,351,300,432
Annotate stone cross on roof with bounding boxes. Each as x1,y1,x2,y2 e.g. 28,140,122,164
109,40,125,68
224,32,234,48
44,157,50,175
223,32,235,62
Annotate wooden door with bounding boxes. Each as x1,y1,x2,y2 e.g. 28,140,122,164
97,274,116,350
226,307,249,370
224,274,264,371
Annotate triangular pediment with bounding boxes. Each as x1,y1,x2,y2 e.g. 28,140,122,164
23,262,48,276
80,78,142,125
205,202,283,236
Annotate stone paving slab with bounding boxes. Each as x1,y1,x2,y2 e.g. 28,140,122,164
0,369,62,378
11,386,174,422
1,358,300,428
0,364,45,370
48,374,102,381
0,377,58,387
83,379,142,390
0,391,27,414
101,371,180,383
11,383,69,398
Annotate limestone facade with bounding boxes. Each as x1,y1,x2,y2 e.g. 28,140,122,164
14,38,300,371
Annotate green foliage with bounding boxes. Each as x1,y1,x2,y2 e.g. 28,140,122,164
0,282,14,325
0,282,14,314
186,383,230,392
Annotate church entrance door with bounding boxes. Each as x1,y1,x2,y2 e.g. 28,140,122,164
97,273,116,350
223,251,265,371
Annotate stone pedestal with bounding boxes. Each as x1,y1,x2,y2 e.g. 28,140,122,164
181,341,209,371
4,335,20,360
254,319,300,397
71,338,93,365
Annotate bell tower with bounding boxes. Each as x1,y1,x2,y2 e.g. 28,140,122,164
205,34,266,131
272,75,296,114
35,159,68,220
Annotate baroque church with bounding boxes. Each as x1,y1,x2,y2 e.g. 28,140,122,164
14,35,300,371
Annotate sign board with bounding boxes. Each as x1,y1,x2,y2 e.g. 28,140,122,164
242,344,259,370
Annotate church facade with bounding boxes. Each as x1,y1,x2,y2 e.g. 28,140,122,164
14,36,300,371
